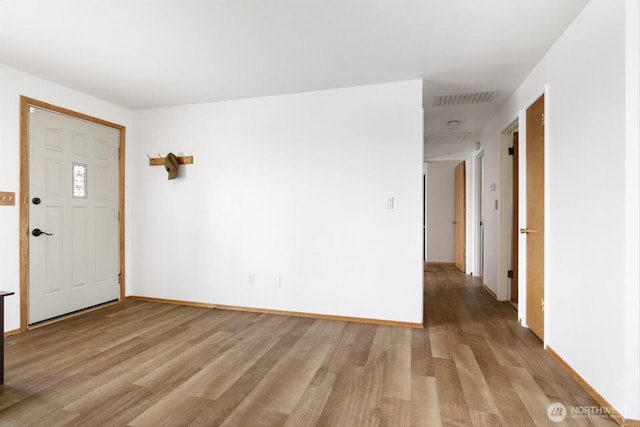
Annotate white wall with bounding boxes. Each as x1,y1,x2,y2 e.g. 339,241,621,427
130,80,424,324
0,64,133,332
479,0,638,419
425,161,457,263
624,0,639,419
464,154,480,277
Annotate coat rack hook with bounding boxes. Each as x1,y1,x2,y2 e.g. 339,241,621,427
148,154,194,167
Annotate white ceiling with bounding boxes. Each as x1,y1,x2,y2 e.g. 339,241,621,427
0,0,589,158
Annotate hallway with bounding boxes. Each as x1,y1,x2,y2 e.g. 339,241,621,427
422,264,615,426
0,267,617,426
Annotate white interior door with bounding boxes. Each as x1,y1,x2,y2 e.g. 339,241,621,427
28,107,120,324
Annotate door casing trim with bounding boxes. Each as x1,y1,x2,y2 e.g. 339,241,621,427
19,96,126,331
499,119,519,303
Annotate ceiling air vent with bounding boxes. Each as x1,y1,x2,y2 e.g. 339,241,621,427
432,91,499,107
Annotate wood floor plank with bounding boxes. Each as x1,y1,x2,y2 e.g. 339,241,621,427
66,385,168,427
218,342,333,425
78,331,184,377
315,365,383,427
248,322,346,415
368,325,411,400
283,371,337,427
130,318,302,427
0,398,80,427
64,342,196,413
428,327,452,359
411,326,434,377
284,323,361,427
470,409,504,427
26,408,81,427
451,344,499,414
384,326,412,400
316,321,363,377
432,356,473,426
29,372,106,410
410,375,442,427
489,341,528,368
343,323,377,367
127,392,214,427
0,386,29,413
187,316,301,399
380,396,411,427
467,339,512,390
505,365,556,426
491,384,537,427
183,318,314,427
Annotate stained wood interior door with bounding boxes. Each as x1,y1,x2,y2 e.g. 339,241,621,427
454,161,466,272
523,95,545,340
511,132,519,303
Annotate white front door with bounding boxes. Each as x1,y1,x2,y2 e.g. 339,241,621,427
28,107,120,324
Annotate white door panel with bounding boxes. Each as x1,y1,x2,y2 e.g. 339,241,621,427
29,107,119,324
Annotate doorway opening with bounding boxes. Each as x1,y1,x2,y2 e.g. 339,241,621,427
499,120,519,305
475,153,485,280
454,161,466,272
19,97,126,331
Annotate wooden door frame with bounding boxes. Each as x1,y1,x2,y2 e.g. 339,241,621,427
511,131,519,303
19,96,126,332
454,161,466,272
474,152,485,279
498,119,519,302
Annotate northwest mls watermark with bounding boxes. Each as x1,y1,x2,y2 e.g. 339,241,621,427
547,402,616,423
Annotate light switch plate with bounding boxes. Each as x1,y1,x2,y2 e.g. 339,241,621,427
0,191,15,206
386,197,394,209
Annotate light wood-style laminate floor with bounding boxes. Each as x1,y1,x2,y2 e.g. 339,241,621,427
0,265,617,426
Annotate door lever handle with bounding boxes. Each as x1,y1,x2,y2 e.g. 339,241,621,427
32,228,53,237
519,227,537,234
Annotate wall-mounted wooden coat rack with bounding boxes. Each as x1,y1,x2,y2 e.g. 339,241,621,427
148,155,194,166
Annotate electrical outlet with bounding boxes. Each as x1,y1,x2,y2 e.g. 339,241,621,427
275,277,282,289
248,275,255,286
0,192,15,206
